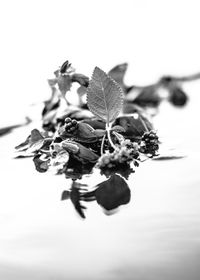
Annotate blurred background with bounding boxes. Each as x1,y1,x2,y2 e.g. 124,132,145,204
0,0,200,125
1,1,200,280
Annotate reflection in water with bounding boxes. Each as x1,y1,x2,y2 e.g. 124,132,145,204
61,174,131,218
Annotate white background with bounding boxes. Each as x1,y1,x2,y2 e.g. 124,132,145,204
0,0,200,125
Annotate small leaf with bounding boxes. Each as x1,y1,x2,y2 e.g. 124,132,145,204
60,60,72,74
33,154,50,173
57,75,72,96
87,67,124,125
30,129,44,142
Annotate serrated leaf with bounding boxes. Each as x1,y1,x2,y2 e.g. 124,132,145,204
87,67,124,125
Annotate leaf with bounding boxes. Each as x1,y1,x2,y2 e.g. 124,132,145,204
95,174,131,211
15,129,51,156
87,67,124,125
70,187,86,219
33,154,50,173
59,122,104,143
153,155,186,161
114,113,153,139
0,118,31,137
108,63,128,91
61,190,70,200
57,75,72,96
126,85,161,107
71,73,89,87
30,129,44,142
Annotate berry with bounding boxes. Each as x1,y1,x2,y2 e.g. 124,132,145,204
96,140,140,171
140,130,159,156
64,117,78,133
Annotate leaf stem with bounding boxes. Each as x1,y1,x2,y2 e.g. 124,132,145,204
106,124,118,150
100,134,106,155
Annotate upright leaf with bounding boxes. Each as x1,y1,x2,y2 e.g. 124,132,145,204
87,67,124,126
108,63,128,90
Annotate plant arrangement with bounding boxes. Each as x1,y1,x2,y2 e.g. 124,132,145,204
8,60,197,217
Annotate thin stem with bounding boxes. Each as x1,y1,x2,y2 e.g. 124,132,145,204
106,124,118,150
100,134,106,155
140,117,149,132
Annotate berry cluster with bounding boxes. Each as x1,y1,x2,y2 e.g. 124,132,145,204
96,140,140,171
139,130,159,156
64,117,78,133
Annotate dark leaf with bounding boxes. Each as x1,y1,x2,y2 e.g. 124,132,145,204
33,154,50,173
169,86,188,106
122,102,147,115
0,125,21,137
70,184,86,219
42,97,60,117
95,174,131,211
126,85,161,107
114,113,153,139
0,118,31,137
153,155,186,161
60,60,72,74
71,73,89,87
61,190,70,200
65,158,95,180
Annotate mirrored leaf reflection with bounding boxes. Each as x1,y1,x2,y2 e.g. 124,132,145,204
61,173,131,219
